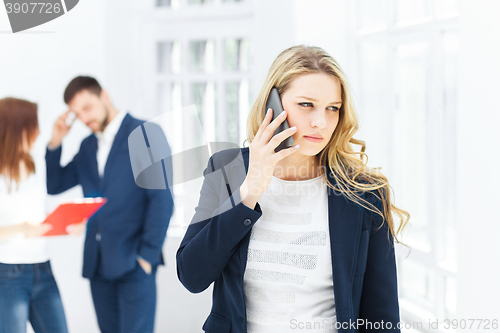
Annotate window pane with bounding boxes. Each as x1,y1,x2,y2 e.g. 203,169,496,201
157,82,183,114
223,82,241,144
223,38,250,71
157,82,168,115
442,31,459,268
445,276,457,320
191,83,206,129
400,260,434,303
239,79,250,145
157,41,182,73
396,0,430,24
394,42,430,252
189,40,215,73
156,0,171,7
190,82,216,141
357,40,390,168
357,0,387,30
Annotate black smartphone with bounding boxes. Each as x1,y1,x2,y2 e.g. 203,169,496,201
265,87,294,152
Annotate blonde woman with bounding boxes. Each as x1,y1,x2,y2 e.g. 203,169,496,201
177,45,409,333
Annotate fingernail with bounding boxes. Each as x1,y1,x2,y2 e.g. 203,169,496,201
294,144,300,148
280,110,286,116
290,126,296,130
267,108,271,114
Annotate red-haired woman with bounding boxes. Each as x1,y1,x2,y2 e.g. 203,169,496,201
0,97,68,333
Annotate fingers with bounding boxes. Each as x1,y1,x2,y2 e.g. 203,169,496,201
260,110,288,145
65,110,76,127
55,114,68,130
65,224,74,234
39,224,53,235
56,110,73,129
254,108,274,142
137,257,152,275
273,142,300,162
269,125,296,150
66,222,86,236
58,111,68,123
25,223,52,237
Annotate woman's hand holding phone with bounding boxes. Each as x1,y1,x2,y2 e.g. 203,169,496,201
239,108,299,210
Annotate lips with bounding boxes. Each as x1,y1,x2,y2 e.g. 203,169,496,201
304,135,323,143
304,135,323,139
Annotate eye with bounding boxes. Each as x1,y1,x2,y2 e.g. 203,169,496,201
299,102,339,112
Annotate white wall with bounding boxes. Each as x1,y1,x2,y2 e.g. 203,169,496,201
293,0,349,70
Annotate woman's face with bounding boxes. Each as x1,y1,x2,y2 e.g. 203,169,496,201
281,72,342,158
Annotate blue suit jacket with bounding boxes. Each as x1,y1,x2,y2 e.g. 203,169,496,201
46,113,174,280
177,147,400,333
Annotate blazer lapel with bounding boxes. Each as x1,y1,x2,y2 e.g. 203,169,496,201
101,113,132,188
326,168,364,321
237,148,251,271
86,135,101,189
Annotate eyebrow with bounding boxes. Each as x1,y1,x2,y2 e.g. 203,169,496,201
296,96,342,105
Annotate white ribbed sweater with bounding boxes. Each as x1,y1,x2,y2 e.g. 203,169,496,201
243,175,338,333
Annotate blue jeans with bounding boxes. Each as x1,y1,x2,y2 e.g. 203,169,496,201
0,261,68,333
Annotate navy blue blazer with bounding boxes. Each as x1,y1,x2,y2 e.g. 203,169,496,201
45,113,174,280
177,147,400,333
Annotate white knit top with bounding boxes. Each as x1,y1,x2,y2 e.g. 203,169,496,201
243,174,337,333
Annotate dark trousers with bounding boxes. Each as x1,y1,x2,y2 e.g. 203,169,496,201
0,261,68,333
90,261,157,333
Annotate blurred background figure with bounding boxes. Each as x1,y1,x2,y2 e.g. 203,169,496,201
0,97,69,333
45,76,174,333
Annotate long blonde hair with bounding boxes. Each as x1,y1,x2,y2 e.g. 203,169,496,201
243,45,410,246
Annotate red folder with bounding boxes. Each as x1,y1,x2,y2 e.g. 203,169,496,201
42,198,107,236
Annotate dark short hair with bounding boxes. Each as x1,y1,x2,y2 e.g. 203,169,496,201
64,76,102,104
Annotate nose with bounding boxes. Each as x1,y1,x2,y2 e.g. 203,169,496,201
310,108,327,129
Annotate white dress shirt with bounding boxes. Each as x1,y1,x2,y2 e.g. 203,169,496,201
94,110,127,177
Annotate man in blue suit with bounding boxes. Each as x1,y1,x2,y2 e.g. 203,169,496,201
45,76,174,333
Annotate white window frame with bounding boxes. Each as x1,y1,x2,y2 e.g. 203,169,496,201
347,1,459,331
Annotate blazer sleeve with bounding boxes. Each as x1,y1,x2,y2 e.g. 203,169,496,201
358,188,401,332
45,145,80,195
176,152,262,294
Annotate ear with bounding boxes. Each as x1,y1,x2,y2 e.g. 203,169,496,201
100,90,111,106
